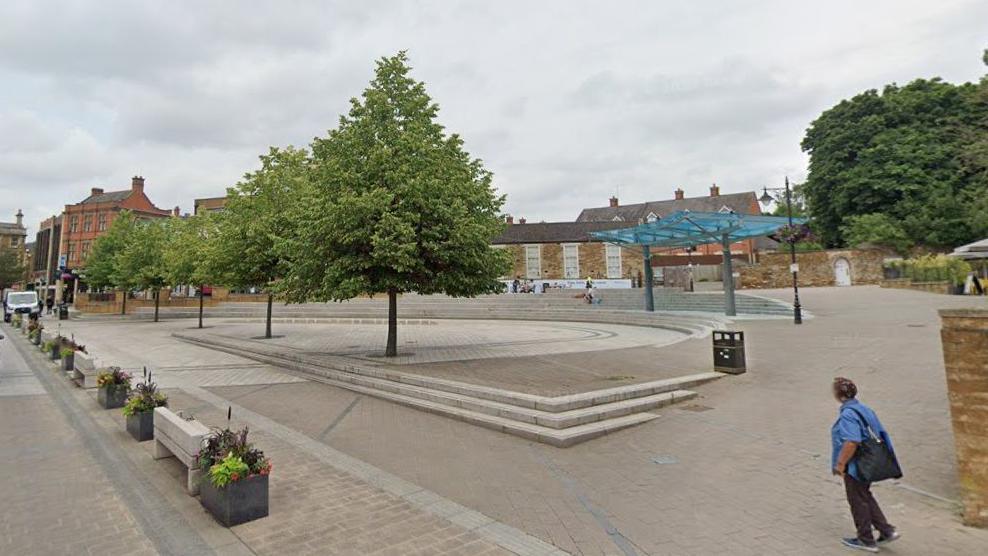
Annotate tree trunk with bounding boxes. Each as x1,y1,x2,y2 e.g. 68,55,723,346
198,284,204,329
265,292,273,339
153,289,160,323
121,290,127,315
386,289,397,357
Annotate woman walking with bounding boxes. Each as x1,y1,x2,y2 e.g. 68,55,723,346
831,377,901,552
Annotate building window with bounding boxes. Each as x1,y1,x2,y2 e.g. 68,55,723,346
606,244,622,278
718,205,733,213
98,213,107,231
9,236,18,248
563,244,579,279
646,212,658,223
83,214,93,232
69,216,79,233
81,240,91,258
611,216,623,222
67,242,77,262
525,245,541,279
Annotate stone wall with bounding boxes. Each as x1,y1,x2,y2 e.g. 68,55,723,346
739,249,885,289
940,309,988,527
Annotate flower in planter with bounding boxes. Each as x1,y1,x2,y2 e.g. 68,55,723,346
60,335,87,354
122,371,168,417
200,425,272,488
96,367,132,388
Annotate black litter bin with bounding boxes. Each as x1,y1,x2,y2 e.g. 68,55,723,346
713,330,745,374
58,303,69,321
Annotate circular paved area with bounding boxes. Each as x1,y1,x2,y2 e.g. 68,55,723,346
205,319,690,365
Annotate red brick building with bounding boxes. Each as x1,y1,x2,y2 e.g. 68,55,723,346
61,176,173,272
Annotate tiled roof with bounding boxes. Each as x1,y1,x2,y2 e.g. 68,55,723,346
576,191,760,222
80,190,132,204
493,221,630,244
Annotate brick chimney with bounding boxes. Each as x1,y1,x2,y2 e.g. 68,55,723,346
674,188,684,200
15,209,23,227
519,217,527,224
91,187,104,197
709,183,720,197
173,206,180,217
506,215,514,224
131,175,145,193
609,196,619,208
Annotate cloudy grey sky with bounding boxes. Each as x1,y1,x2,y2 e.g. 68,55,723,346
1,1,986,237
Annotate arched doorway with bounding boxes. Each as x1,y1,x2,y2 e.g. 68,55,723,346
834,257,852,286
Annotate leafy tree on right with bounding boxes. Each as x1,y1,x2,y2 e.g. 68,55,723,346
279,52,509,357
801,50,988,250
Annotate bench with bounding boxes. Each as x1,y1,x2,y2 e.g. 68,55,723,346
152,407,211,495
71,355,99,389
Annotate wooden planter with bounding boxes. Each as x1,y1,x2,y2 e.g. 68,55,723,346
200,474,269,527
126,411,154,441
98,384,129,409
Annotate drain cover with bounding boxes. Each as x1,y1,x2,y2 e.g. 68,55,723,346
652,455,678,465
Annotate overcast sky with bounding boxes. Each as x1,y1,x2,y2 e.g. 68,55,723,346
1,1,986,238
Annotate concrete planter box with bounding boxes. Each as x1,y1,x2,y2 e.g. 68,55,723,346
97,384,129,409
126,411,155,441
200,474,269,527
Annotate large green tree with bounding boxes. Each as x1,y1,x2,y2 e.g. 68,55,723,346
209,146,309,338
0,248,24,290
801,53,988,249
114,218,169,322
279,52,509,357
84,211,138,314
163,213,217,328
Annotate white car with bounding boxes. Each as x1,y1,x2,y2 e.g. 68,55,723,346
3,290,41,323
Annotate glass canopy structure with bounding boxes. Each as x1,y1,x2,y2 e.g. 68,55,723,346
590,210,808,315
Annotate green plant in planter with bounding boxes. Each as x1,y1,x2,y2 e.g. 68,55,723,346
209,453,251,487
122,373,168,417
97,367,132,388
11,314,22,327
60,347,75,357
200,425,272,487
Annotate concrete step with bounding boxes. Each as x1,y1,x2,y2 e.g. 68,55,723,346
173,332,721,446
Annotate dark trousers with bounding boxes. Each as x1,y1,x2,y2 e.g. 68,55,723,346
844,474,894,543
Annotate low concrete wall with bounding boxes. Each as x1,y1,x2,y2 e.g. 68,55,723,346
940,309,988,527
880,279,953,295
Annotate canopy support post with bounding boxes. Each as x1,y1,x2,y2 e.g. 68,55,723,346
722,233,737,317
643,244,654,312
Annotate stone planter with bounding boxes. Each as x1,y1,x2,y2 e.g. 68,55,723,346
200,474,269,527
61,352,75,372
97,384,129,409
126,411,155,442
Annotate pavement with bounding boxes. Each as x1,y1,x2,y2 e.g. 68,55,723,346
2,285,988,555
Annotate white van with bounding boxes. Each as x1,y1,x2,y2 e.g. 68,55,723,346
3,290,41,322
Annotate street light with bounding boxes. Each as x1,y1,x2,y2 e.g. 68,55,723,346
759,177,803,325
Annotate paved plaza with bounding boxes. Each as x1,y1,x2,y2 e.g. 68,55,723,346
2,286,988,555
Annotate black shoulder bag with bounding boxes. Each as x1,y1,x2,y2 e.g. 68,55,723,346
846,407,903,482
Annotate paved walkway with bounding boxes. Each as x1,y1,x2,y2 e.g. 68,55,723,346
6,286,988,555
0,325,560,556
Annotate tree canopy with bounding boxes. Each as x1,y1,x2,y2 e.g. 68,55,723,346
801,53,988,250
0,248,24,290
84,211,137,290
278,52,509,355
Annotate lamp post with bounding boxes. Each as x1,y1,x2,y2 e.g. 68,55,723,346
759,177,803,324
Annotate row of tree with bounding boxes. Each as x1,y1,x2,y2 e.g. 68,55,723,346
800,49,988,253
84,52,510,355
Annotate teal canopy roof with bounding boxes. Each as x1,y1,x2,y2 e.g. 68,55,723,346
590,210,807,248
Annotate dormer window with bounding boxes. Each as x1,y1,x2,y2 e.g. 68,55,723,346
611,216,624,222
646,212,658,223
718,205,733,213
